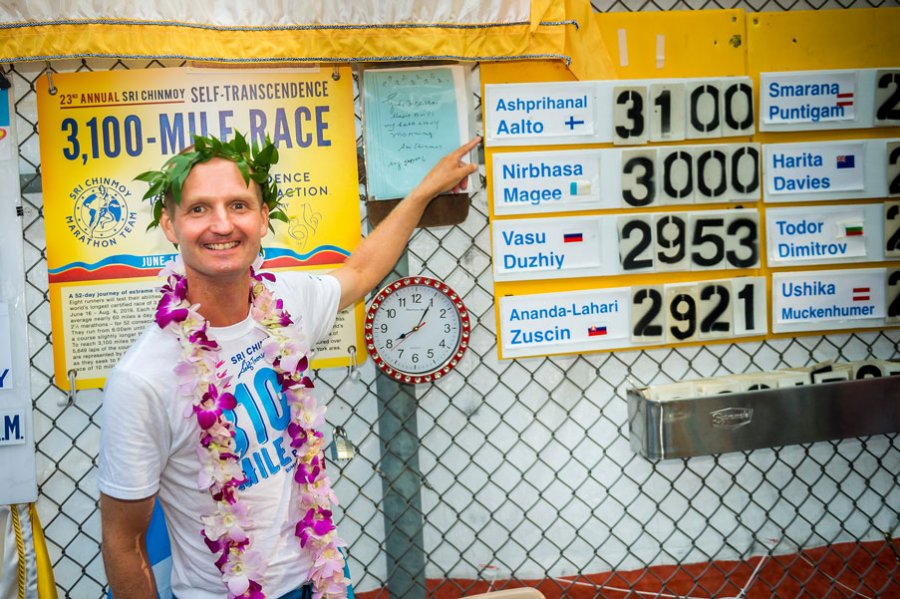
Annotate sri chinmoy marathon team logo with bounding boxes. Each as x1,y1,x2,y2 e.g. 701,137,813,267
67,178,138,247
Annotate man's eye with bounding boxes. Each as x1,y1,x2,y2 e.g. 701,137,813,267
189,205,204,214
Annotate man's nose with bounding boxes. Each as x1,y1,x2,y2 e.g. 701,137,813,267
209,205,234,233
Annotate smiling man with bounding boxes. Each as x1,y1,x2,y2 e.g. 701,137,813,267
98,133,478,599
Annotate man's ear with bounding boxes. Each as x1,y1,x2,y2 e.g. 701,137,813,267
260,203,270,237
160,208,179,245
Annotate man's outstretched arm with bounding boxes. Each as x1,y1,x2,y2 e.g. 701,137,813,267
333,137,480,311
101,493,158,599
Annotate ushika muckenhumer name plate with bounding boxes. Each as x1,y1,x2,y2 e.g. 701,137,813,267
771,267,898,333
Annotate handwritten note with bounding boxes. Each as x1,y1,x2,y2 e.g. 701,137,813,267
363,66,467,200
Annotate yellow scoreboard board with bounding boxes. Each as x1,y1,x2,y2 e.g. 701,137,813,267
483,8,900,360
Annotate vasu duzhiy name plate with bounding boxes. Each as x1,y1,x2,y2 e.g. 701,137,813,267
760,68,900,131
763,138,899,202
766,203,889,267
771,268,891,333
492,216,605,282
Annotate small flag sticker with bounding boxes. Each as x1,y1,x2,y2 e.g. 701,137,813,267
852,287,870,301
588,325,607,337
563,233,584,243
836,91,854,107
844,224,864,237
836,155,855,169
569,180,591,195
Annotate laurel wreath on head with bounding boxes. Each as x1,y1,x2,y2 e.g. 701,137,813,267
135,132,287,231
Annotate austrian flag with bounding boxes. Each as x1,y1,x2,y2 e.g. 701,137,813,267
836,91,854,108
852,287,870,302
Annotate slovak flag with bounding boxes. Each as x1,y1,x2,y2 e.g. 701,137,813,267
588,325,607,337
836,155,855,169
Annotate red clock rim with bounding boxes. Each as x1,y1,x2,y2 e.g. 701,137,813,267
364,275,471,384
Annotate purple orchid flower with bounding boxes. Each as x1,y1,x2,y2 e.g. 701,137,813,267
293,456,321,485
155,292,189,328
295,508,335,548
195,384,237,429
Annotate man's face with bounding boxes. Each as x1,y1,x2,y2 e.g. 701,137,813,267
160,157,269,286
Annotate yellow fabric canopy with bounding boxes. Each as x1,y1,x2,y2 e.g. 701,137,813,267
0,0,612,80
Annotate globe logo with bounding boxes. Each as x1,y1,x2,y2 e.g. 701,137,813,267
70,183,132,245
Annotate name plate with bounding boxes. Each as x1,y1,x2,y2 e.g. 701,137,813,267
763,138,897,202
493,209,760,282
485,76,754,147
765,204,887,266
499,287,631,358
499,276,767,358
760,68,900,132
762,70,857,126
484,81,596,144
492,216,606,281
772,268,890,333
492,149,605,215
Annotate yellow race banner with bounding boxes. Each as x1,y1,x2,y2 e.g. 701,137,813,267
37,67,363,389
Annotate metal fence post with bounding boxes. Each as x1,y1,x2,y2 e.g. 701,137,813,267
375,255,426,598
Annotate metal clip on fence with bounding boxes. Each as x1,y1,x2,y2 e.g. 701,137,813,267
45,63,56,95
59,369,76,407
347,345,361,382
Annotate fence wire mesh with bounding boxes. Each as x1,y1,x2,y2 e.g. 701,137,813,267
9,3,900,598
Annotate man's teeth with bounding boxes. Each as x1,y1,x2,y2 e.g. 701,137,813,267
206,241,239,250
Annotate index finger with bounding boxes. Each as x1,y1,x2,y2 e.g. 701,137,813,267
455,136,482,158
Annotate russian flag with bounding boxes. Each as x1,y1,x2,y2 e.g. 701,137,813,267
588,325,607,337
563,233,583,243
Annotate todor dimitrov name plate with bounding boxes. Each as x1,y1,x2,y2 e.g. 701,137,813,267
765,204,887,267
772,268,888,333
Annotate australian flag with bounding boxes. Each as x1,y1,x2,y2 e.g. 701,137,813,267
836,154,855,169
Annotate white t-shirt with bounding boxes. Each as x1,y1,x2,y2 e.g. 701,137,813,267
98,271,341,599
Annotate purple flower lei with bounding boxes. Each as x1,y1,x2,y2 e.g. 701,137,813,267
156,257,349,599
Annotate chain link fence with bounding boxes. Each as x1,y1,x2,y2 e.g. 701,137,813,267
9,2,900,597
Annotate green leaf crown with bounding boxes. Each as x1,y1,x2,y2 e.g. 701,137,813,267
136,132,287,231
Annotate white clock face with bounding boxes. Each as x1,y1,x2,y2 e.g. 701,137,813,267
366,278,470,383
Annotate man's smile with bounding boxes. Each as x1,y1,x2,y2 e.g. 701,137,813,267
204,241,240,250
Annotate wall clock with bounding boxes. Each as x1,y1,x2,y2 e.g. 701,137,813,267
364,276,471,384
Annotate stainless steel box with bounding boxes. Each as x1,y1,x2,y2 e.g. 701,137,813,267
627,377,900,460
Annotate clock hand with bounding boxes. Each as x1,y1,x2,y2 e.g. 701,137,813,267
416,306,430,328
396,320,427,347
